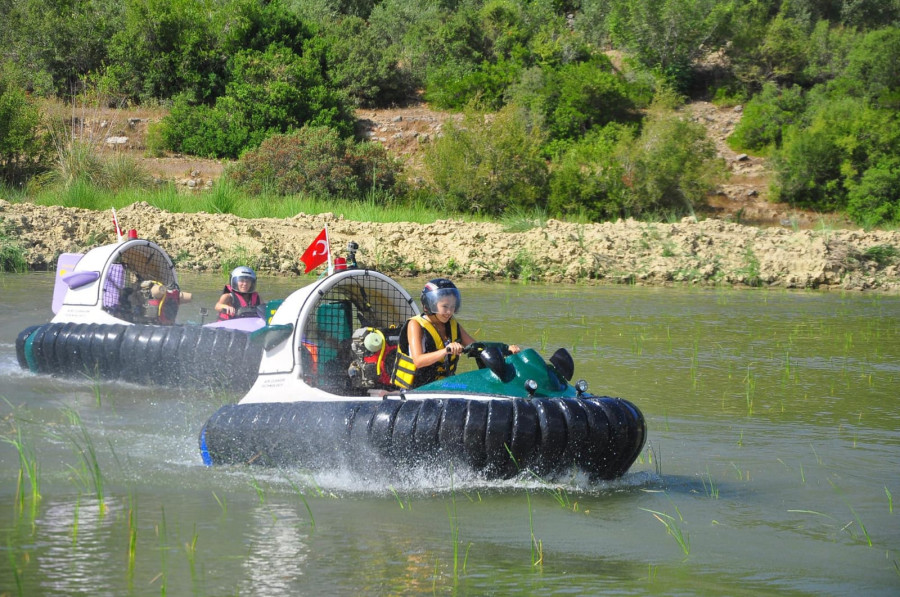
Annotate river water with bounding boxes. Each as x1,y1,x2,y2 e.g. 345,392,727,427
1,272,898,595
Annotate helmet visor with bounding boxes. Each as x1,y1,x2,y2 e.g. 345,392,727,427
423,287,460,314
232,275,256,292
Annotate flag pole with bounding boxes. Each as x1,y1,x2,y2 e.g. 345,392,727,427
112,208,123,243
325,223,333,276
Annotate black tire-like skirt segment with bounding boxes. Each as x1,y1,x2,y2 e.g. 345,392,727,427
200,396,646,481
16,322,262,391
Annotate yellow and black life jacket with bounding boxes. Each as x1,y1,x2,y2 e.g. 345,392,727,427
392,315,459,389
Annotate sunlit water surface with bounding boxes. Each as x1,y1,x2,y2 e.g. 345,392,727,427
1,271,898,595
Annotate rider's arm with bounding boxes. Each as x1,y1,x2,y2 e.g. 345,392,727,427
215,292,234,315
408,319,452,368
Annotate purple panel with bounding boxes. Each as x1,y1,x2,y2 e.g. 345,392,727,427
51,253,83,314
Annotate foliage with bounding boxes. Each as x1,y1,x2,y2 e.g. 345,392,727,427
832,26,900,110
0,74,50,186
618,110,723,218
1,0,899,227
157,97,250,159
0,218,28,273
316,16,413,107
547,123,633,220
845,158,900,228
0,0,122,96
771,93,900,222
423,104,549,216
728,82,806,153
547,93,719,221
159,44,354,158
225,125,404,199
508,56,637,148
603,0,736,91
106,0,223,103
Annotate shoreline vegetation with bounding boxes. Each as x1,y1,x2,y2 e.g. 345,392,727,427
2,200,899,293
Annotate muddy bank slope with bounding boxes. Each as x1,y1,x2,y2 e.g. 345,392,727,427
3,201,899,292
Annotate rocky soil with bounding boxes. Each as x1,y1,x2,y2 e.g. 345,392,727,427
3,199,899,292
2,100,899,292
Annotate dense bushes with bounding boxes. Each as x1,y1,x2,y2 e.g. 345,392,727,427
424,105,549,216
226,126,404,199
728,83,806,154
1,0,899,226
159,44,354,159
0,75,49,187
547,110,722,221
729,26,900,226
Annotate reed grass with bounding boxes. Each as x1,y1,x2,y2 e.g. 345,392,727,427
211,491,228,514
743,363,755,416
248,477,266,504
5,537,24,597
886,487,893,514
700,467,719,499
281,473,317,531
184,523,199,583
445,465,470,583
389,486,408,510
829,480,873,546
61,408,106,514
156,507,169,595
526,488,543,568
72,496,80,546
641,506,690,557
4,426,41,519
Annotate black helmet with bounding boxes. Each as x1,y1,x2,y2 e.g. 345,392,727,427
421,278,461,314
230,266,257,293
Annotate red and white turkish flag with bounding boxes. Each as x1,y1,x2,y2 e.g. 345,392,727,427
300,228,330,273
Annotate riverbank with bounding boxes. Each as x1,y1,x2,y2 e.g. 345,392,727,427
3,200,899,291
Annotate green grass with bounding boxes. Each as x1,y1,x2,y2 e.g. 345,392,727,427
19,179,493,225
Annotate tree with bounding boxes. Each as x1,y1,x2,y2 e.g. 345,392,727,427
605,0,736,89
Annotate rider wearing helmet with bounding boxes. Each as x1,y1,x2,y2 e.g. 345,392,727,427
216,266,262,320
393,278,520,388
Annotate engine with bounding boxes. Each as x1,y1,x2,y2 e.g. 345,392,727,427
348,326,400,389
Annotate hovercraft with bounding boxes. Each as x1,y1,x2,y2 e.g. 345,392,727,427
15,234,269,390
199,266,646,481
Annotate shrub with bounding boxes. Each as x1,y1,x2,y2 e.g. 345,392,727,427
0,75,49,187
107,0,222,103
226,125,404,199
845,158,900,228
317,16,413,107
548,123,634,220
423,104,548,216
620,111,723,217
728,82,806,153
425,57,523,110
159,97,251,159
159,43,355,159
838,27,900,109
0,218,28,273
506,56,637,147
770,123,844,209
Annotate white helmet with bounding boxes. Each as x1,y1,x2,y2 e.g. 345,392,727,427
230,266,257,293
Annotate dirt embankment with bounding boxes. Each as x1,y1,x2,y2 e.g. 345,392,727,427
3,200,899,292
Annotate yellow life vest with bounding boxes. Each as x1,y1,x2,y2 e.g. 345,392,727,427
391,315,459,389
